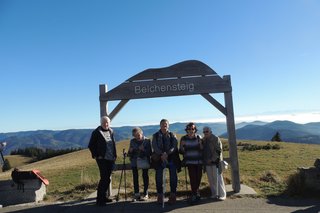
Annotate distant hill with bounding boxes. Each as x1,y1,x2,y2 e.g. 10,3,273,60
0,129,92,155
221,121,320,144
1,120,320,155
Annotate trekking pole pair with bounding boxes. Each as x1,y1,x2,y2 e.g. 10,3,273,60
116,149,127,202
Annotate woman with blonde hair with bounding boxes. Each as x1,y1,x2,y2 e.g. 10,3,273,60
128,127,152,201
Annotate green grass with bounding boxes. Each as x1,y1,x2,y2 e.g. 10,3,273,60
1,138,319,201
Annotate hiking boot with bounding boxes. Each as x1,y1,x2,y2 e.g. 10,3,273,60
157,194,163,204
168,193,176,205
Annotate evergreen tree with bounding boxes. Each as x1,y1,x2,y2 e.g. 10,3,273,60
271,131,282,142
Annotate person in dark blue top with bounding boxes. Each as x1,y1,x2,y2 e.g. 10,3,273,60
152,119,180,205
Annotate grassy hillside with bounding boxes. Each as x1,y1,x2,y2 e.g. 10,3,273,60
1,138,319,201
1,155,33,168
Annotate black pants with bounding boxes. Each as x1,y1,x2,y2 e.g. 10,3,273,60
96,159,114,203
132,166,149,195
187,164,203,195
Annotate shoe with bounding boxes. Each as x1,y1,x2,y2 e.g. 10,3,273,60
218,196,226,201
196,193,201,201
168,193,176,205
210,195,217,199
97,197,110,206
105,197,113,203
132,193,140,202
96,201,106,206
157,194,163,204
188,195,197,205
140,194,149,201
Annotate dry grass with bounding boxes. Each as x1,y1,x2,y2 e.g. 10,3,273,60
228,140,320,196
1,155,33,169
1,138,320,201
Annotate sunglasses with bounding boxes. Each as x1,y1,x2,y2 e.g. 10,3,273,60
187,128,195,131
203,131,209,133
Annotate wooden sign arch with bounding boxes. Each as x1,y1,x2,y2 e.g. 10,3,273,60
99,60,240,192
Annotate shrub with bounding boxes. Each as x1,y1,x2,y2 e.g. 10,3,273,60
2,159,12,172
260,170,281,183
241,142,281,151
272,144,281,150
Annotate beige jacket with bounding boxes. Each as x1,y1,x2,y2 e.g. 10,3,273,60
202,134,223,165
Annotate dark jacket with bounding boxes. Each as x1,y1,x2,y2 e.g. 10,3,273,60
151,131,181,172
88,126,117,160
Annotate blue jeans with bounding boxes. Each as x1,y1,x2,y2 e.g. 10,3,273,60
155,161,177,194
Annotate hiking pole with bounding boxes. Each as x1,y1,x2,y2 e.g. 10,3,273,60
123,149,127,201
216,162,219,199
116,149,127,202
162,161,167,209
116,163,124,202
184,165,188,199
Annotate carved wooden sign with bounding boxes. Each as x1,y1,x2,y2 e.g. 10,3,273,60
100,60,232,101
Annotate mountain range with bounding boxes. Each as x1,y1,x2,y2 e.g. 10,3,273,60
0,120,319,155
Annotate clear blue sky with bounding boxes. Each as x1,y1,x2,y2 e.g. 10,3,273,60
1,0,319,133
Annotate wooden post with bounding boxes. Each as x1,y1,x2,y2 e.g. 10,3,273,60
224,76,241,193
99,84,108,117
99,84,113,196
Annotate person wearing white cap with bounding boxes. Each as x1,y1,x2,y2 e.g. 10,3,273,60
202,126,226,200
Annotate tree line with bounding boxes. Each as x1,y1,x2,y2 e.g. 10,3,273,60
10,147,82,161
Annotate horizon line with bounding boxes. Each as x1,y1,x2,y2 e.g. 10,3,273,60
1,113,320,134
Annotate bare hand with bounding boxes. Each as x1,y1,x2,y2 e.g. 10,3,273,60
139,145,144,151
161,152,168,162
